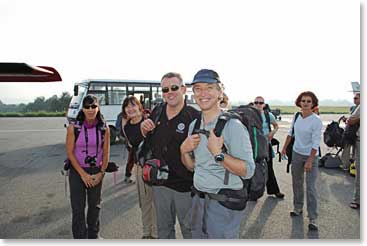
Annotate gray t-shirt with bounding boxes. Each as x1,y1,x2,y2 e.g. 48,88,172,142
188,113,255,194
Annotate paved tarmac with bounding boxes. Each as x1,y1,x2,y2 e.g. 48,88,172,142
0,115,360,239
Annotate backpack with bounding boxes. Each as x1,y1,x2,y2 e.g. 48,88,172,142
341,123,359,146
264,108,281,162
285,112,301,173
136,103,169,185
193,105,269,202
323,121,344,148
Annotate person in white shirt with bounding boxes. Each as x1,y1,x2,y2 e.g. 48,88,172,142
281,91,322,231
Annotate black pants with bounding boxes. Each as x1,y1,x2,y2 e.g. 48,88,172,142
69,166,102,239
125,146,135,178
266,144,281,195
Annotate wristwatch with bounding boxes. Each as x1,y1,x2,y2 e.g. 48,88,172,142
100,169,106,175
214,153,225,162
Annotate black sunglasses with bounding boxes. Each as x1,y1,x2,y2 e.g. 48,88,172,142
162,84,180,93
254,101,264,105
354,97,359,100
83,104,98,109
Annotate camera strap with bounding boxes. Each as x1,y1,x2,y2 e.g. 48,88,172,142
84,125,99,157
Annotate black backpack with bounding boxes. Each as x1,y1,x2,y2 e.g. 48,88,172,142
193,105,269,201
341,123,359,146
323,121,344,148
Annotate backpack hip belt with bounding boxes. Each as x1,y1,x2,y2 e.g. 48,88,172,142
191,186,243,203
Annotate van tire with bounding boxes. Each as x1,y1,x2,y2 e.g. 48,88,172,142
109,126,117,145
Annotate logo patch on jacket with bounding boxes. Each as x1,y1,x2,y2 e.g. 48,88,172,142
176,123,185,134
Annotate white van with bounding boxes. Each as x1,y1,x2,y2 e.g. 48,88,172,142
66,79,197,144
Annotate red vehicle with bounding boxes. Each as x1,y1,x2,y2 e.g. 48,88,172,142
0,63,62,82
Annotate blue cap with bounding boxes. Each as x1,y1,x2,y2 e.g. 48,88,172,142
192,69,221,84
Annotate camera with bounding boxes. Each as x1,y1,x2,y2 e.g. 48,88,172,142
85,156,97,167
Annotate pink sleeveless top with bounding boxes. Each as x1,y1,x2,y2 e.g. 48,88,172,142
73,120,104,168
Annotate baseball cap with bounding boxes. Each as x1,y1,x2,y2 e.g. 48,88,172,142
192,69,221,84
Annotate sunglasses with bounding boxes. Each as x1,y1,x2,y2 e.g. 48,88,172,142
83,104,98,109
254,101,264,105
301,100,312,103
354,97,359,100
162,84,180,93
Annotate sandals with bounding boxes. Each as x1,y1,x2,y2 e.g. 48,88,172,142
350,202,360,209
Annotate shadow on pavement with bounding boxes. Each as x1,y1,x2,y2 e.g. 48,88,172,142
241,197,280,239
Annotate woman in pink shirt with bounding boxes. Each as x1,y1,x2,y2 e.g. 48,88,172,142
66,94,110,239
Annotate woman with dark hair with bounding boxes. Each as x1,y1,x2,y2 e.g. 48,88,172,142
281,91,322,231
116,103,135,184
66,94,110,239
120,95,157,239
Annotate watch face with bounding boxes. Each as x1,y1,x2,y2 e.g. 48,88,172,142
215,153,224,162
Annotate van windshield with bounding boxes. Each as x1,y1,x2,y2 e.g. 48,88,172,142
69,85,87,109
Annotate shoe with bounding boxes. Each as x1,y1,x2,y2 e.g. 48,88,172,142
339,165,349,171
308,219,318,231
142,235,157,239
290,209,303,216
275,192,285,199
350,202,360,209
123,177,134,184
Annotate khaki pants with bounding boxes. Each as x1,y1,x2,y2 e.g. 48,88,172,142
341,143,355,169
352,139,360,203
136,164,157,238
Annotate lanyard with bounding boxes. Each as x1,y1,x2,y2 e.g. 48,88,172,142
84,125,99,156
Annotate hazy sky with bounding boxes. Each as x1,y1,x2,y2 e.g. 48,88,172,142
0,0,360,104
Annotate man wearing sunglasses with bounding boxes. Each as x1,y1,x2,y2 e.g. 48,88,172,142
341,92,360,170
180,69,255,238
140,72,200,239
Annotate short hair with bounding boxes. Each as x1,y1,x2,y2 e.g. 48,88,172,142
122,95,143,119
254,96,265,102
161,72,184,85
295,91,319,109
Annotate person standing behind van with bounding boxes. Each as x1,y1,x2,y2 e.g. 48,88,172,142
281,91,322,231
120,95,157,239
253,96,284,199
141,72,200,239
66,94,110,239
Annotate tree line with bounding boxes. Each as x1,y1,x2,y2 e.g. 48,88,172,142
0,92,71,113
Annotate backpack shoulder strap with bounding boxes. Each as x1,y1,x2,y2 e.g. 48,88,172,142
99,122,107,144
214,112,240,137
191,112,202,135
264,110,271,132
291,112,301,136
73,121,83,143
152,102,165,125
214,112,241,185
